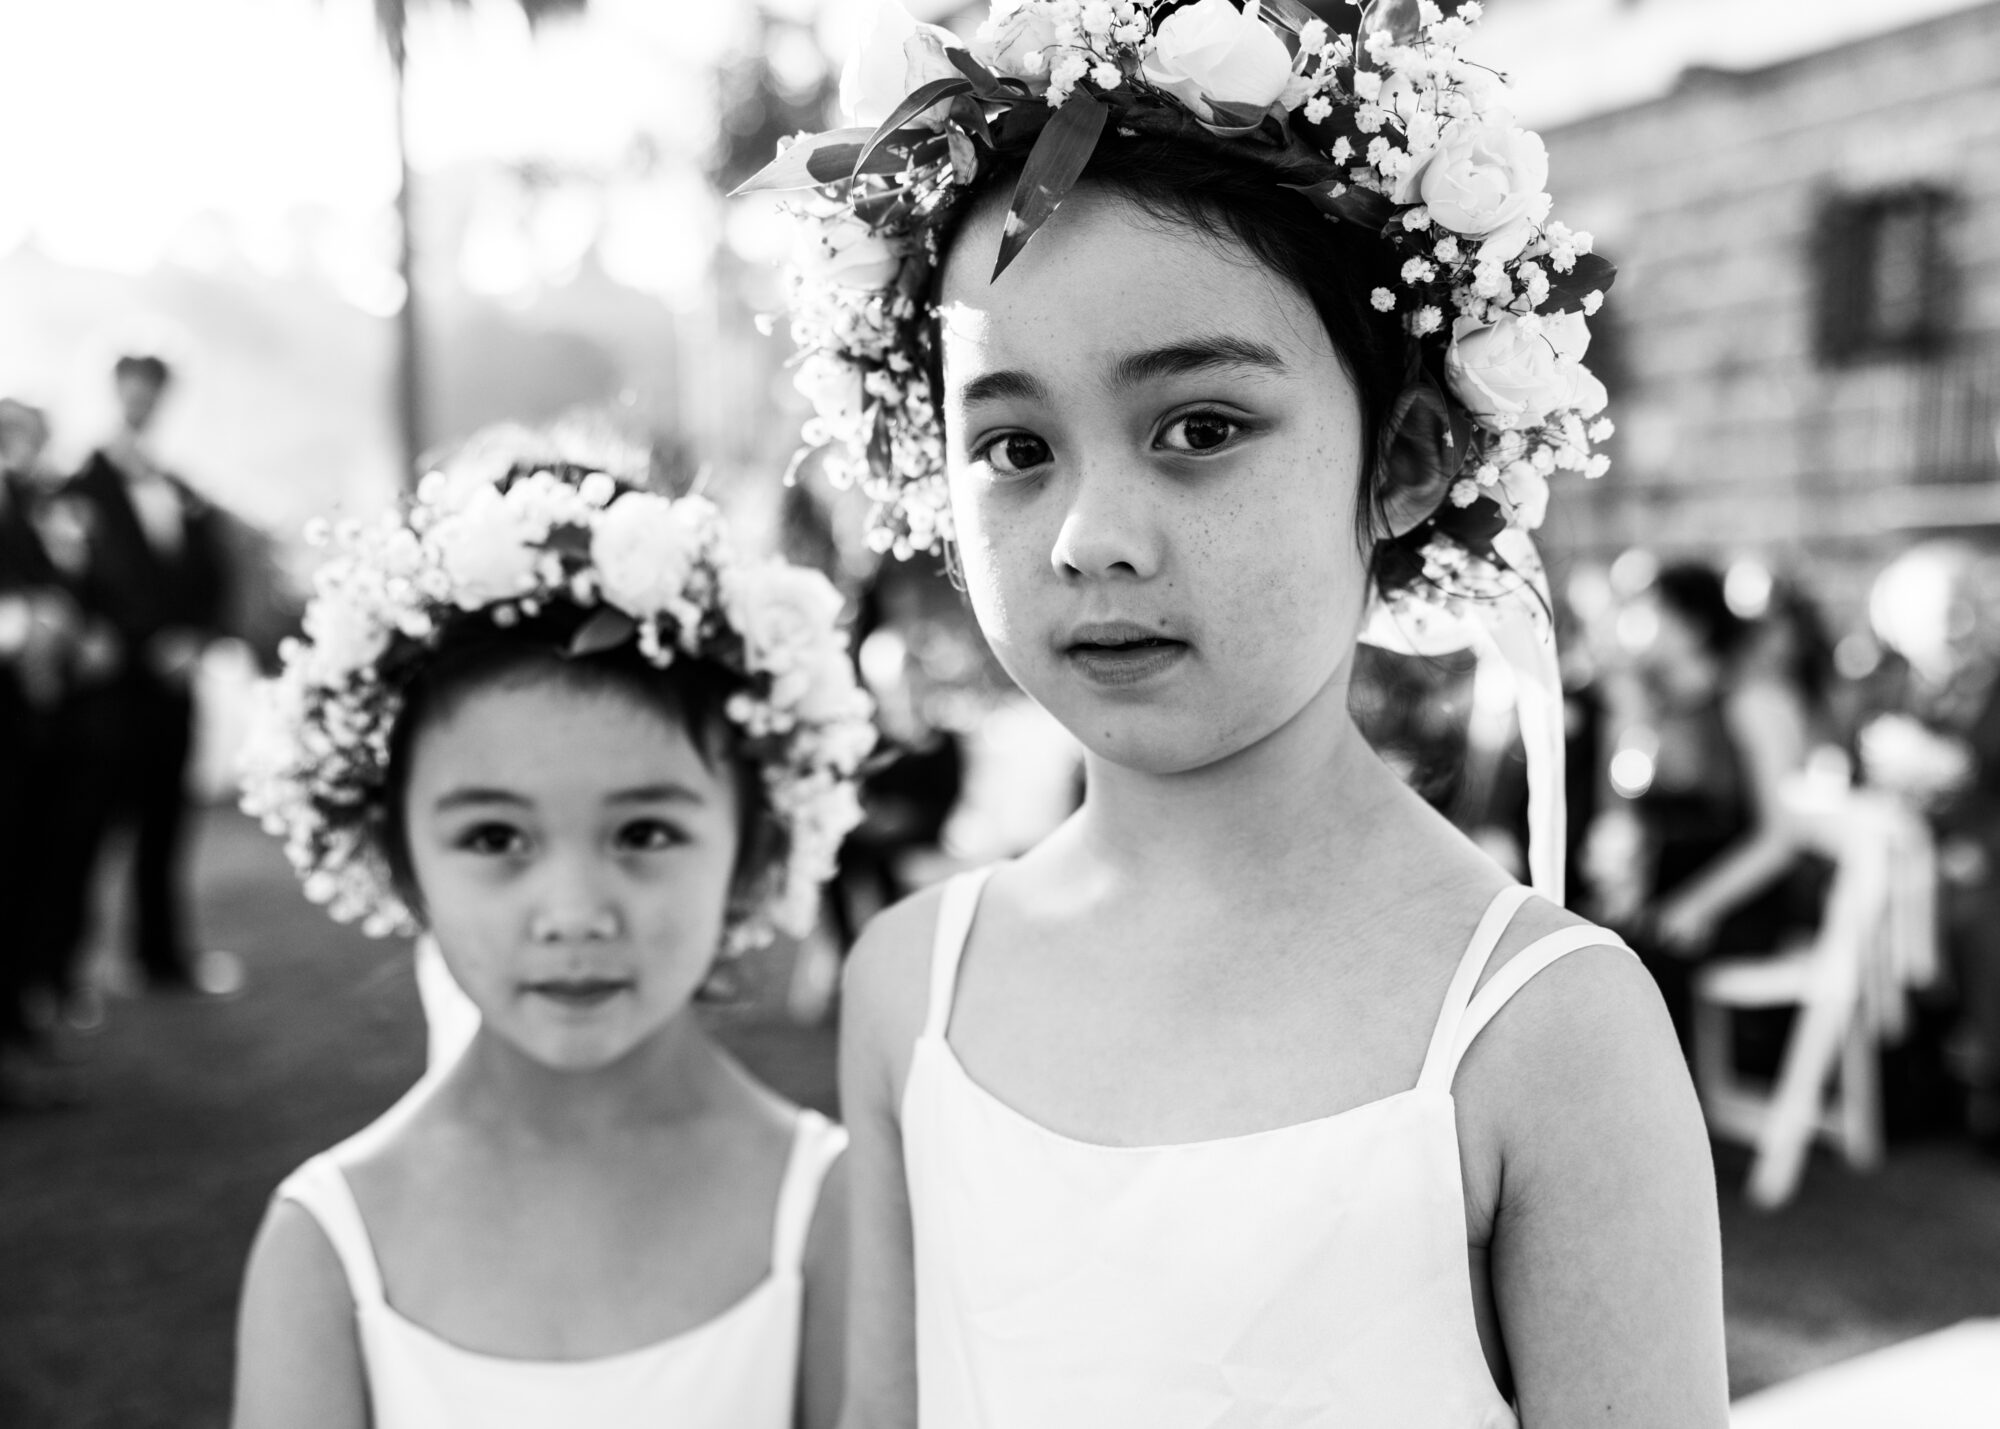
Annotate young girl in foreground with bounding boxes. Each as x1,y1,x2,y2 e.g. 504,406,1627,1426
230,433,875,1429
746,1,1728,1423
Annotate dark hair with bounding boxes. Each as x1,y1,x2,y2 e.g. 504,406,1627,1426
1652,562,1747,662
374,602,783,928
1760,581,1835,709
114,354,172,388
928,129,1439,596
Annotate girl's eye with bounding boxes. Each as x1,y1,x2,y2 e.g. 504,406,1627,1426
617,818,688,853
979,432,1053,475
457,822,528,857
1158,411,1243,454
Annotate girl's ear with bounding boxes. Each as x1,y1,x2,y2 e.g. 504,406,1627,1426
1371,378,1468,541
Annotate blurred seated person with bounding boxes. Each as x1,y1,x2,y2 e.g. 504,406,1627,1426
1879,548,2000,1154
1623,563,1831,1040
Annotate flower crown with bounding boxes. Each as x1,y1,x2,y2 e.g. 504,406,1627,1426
738,0,1616,618
240,427,877,955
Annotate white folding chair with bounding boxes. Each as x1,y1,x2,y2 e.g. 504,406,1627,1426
1691,788,1930,1209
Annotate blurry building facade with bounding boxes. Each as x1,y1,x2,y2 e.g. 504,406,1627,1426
1538,0,2000,614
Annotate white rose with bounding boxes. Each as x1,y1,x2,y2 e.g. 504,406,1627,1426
425,485,542,609
723,561,849,683
1394,114,1549,237
972,1,1065,82
1141,0,1293,120
1558,362,1609,418
793,212,907,291
841,0,962,129
1445,313,1593,430
591,492,703,619
793,352,868,423
302,593,390,677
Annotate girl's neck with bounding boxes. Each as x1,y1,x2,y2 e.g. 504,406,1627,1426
1071,666,1406,898
442,1006,741,1148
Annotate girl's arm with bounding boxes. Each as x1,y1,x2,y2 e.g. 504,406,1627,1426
798,1152,850,1429
1656,679,1809,950
230,1198,369,1429
835,889,944,1429
1473,938,1729,1426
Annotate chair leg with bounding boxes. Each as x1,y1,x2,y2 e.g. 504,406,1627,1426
1747,987,1855,1210
1838,1021,1884,1171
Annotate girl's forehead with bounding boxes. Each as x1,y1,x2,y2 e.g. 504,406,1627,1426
937,188,1326,377
406,674,718,795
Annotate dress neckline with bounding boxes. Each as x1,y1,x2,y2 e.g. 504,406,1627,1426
371,1269,786,1369
914,1032,1448,1156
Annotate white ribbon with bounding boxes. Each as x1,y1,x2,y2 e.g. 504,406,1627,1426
1361,528,1567,904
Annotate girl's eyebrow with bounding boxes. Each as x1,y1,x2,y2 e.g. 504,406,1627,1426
433,783,705,812
607,784,706,806
960,368,1049,408
434,788,528,812
959,335,1287,409
1108,336,1288,389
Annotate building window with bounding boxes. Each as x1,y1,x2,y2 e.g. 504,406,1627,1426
1812,186,1955,365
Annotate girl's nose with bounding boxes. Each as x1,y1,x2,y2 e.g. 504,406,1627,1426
527,857,621,944
1049,463,1160,581
528,906,620,944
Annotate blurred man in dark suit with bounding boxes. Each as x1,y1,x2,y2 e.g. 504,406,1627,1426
61,356,237,995
0,399,89,1103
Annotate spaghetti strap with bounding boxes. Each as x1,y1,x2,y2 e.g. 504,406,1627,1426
276,1155,387,1308
923,867,997,1041
1433,923,1633,1092
770,1109,849,1275
1416,885,1534,1093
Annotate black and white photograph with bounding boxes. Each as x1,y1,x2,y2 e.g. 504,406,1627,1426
1,1,1997,1425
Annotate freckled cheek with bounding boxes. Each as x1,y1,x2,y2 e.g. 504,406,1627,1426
951,506,1042,655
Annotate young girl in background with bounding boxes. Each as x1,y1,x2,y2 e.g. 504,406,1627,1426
230,430,874,1429
744,1,1727,1424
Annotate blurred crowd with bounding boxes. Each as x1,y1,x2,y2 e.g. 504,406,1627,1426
1386,543,2000,1159
0,356,258,1108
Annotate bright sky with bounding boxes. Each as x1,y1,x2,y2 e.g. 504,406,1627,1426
0,0,821,304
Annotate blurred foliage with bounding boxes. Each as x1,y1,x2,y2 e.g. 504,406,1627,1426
710,6,839,194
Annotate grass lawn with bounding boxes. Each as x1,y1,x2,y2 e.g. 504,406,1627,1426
2,808,1995,1427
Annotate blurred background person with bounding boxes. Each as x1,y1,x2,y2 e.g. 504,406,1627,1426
1862,544,2000,1155
0,398,83,1105
61,354,240,997
1619,561,1833,1043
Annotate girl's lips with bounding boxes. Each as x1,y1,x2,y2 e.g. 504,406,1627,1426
1064,637,1189,688
522,978,633,1010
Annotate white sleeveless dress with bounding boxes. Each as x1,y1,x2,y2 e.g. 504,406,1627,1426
277,1108,846,1429
903,871,1629,1428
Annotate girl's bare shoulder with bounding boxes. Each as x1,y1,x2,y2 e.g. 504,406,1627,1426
1454,896,1692,1168
842,878,957,1083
